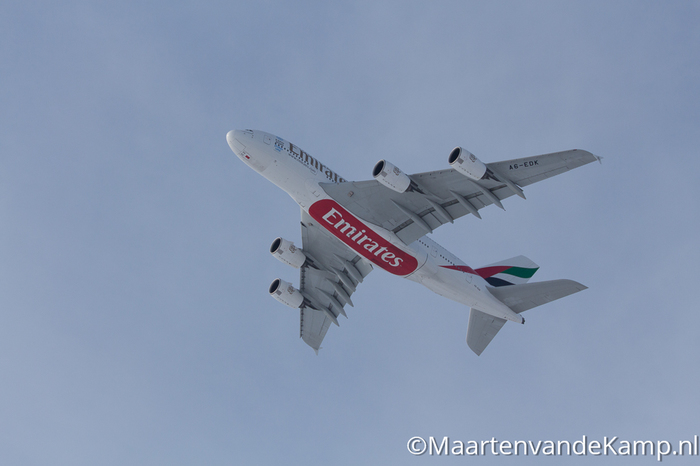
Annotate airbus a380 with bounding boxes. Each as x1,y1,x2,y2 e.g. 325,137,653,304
227,129,599,355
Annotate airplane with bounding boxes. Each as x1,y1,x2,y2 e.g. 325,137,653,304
226,129,599,355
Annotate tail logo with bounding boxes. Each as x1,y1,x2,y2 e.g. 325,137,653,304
476,265,539,287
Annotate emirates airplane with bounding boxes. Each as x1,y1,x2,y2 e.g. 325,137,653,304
227,129,599,355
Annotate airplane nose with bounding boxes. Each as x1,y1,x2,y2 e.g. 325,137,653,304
226,130,237,147
226,130,246,154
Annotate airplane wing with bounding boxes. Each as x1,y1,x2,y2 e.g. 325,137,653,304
320,150,599,245
297,209,373,352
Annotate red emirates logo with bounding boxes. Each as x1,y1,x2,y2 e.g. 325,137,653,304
308,199,419,276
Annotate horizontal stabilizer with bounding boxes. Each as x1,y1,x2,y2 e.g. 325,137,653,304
468,279,586,355
488,279,587,314
467,309,507,356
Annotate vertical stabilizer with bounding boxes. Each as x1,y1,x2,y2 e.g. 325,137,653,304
475,255,539,287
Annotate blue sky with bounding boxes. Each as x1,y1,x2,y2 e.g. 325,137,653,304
2,1,699,464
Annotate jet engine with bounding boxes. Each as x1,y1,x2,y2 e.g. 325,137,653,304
372,159,411,193
270,237,307,268
269,278,304,309
448,147,488,181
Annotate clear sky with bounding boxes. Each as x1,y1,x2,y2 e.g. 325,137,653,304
2,1,699,464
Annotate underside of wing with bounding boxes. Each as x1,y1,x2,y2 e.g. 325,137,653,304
320,150,598,245
297,210,373,352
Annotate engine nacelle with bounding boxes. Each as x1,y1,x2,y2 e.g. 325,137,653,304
448,147,488,181
372,159,411,193
269,278,304,309
270,237,307,268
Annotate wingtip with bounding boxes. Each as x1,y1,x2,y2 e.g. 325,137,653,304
583,150,603,164
467,341,484,356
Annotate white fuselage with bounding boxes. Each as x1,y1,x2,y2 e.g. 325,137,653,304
227,129,522,323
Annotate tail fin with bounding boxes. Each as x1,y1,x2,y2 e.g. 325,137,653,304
466,279,587,355
475,255,539,287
